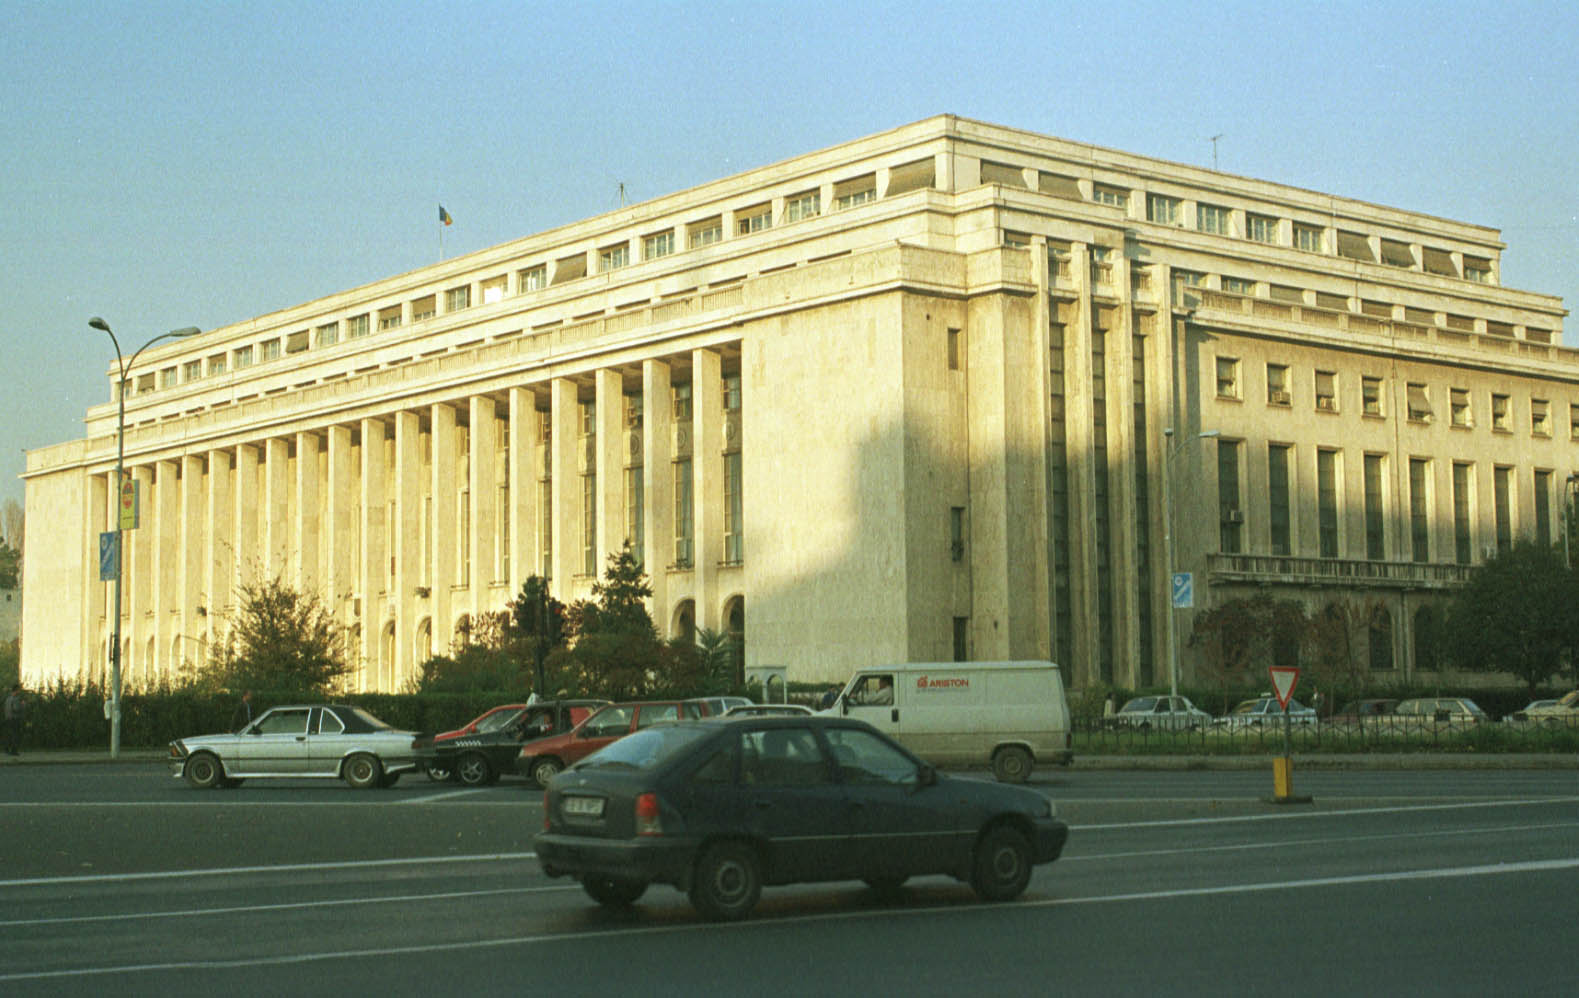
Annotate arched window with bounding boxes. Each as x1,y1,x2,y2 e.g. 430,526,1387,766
1368,609,1394,671
724,596,745,687
1412,606,1441,673
415,618,433,664
672,600,696,646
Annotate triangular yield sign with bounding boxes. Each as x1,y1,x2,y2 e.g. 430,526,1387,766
1269,666,1300,710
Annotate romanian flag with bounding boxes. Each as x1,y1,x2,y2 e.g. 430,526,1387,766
439,205,453,226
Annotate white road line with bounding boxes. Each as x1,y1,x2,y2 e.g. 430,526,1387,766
398,787,495,804
1065,820,1579,863
1069,795,1579,830
3,856,1576,983
0,852,536,888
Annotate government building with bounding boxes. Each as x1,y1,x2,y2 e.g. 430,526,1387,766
20,116,1574,694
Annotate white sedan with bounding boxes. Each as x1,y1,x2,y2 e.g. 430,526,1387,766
1214,696,1317,730
169,704,421,789
1111,695,1211,730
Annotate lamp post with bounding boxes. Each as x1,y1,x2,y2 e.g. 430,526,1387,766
89,317,201,758
1162,426,1219,701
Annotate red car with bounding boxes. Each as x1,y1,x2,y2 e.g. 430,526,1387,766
420,699,607,785
515,700,710,786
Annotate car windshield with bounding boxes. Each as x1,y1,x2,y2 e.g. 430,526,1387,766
1120,697,1156,712
475,709,523,734
577,725,714,771
1559,691,1579,708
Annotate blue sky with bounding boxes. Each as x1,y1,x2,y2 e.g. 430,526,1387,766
3,0,1577,515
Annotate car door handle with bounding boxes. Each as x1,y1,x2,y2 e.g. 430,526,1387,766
890,708,899,723
296,736,307,742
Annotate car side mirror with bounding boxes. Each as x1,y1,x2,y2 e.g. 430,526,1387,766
917,764,937,788
247,727,261,736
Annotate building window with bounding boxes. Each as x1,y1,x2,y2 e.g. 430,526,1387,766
519,265,547,292
723,452,743,565
1092,184,1128,209
1532,399,1551,436
947,328,962,371
1450,388,1471,427
1409,458,1430,563
1215,356,1240,399
1315,371,1337,412
1266,364,1290,406
1406,383,1432,423
723,374,742,412
1246,214,1278,243
1464,256,1492,283
377,307,402,331
1268,444,1291,556
1146,193,1181,225
673,458,693,568
784,190,820,223
1222,276,1253,295
481,276,507,304
736,204,771,235
599,243,629,272
581,474,597,576
1293,224,1323,252
442,286,467,312
458,489,470,587
624,392,643,429
672,382,692,421
316,322,339,347
1318,449,1339,558
624,467,644,571
207,354,226,376
1218,439,1242,554
687,217,722,248
1452,462,1472,564
412,296,436,322
234,345,254,369
578,399,596,437
1197,202,1231,235
952,617,969,662
1364,454,1385,559
1535,469,1552,548
346,313,370,338
1361,376,1383,417
834,175,876,209
1491,393,1511,431
643,230,674,260
538,480,553,578
260,340,281,362
182,360,202,382
1369,611,1394,671
1571,403,1579,440
950,506,966,562
1494,466,1512,555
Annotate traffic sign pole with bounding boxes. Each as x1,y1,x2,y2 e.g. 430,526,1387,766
1266,665,1312,805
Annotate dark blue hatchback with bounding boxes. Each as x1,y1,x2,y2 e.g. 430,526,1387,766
535,715,1068,920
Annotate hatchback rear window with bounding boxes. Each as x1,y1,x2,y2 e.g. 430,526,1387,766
578,725,714,771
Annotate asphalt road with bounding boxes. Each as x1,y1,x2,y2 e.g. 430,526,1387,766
2,763,1575,996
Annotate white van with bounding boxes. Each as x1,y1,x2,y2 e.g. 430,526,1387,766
830,660,1073,782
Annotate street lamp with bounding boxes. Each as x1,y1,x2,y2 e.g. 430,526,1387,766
1161,426,1219,701
89,317,201,758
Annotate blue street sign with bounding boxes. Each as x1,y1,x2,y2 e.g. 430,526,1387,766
1170,572,1194,609
99,531,119,582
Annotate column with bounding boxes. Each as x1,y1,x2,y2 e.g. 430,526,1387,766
469,395,499,618
204,449,233,653
233,443,259,591
430,402,457,650
180,454,204,673
506,387,536,596
127,464,155,687
264,437,290,578
643,360,673,634
549,378,579,593
594,369,624,574
358,418,389,692
88,472,109,685
393,410,422,688
692,348,723,631
1062,245,1099,688
295,431,322,593
152,459,179,680
325,424,354,631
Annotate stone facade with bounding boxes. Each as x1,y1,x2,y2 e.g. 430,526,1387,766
21,116,1575,692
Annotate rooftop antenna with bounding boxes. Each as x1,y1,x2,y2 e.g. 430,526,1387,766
617,182,627,208
1209,134,1223,171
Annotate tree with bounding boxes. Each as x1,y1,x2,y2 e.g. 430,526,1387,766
1442,540,1578,694
1188,593,1309,713
208,576,351,695
506,575,567,695
415,611,526,693
1306,596,1390,696
692,627,737,694
0,539,18,590
569,541,663,699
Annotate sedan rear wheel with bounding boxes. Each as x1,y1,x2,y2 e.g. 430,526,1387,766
529,757,562,787
970,825,1033,902
582,875,648,907
689,841,762,921
456,752,494,786
343,753,383,789
182,753,224,790
991,745,1033,783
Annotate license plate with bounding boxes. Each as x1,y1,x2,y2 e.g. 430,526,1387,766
562,796,604,818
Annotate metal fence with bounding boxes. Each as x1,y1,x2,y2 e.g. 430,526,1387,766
1075,715,1579,754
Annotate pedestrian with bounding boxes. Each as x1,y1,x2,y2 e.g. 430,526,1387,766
4,683,25,756
230,690,253,732
818,685,839,710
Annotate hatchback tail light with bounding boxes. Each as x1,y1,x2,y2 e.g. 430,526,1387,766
634,793,663,836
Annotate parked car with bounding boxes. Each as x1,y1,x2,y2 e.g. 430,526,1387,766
1110,695,1211,730
1214,696,1317,730
535,715,1069,921
723,703,815,717
419,698,608,785
516,700,712,786
1503,699,1556,724
1329,698,1399,724
1517,690,1579,726
169,705,420,789
1392,697,1489,724
690,696,754,717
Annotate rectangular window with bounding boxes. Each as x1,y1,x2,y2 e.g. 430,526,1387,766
481,275,507,304
1464,256,1492,283
446,286,471,312
1315,371,1337,412
581,474,597,576
736,204,771,235
643,230,674,260
183,360,202,382
784,190,820,223
950,506,966,562
599,243,629,272
1380,239,1415,268
158,366,176,388
1218,439,1242,554
346,313,370,338
1266,364,1290,406
1146,193,1181,225
1318,449,1339,558
723,375,741,412
624,392,643,429
1337,231,1375,262
1494,466,1513,555
1362,376,1383,416
260,340,280,362
519,265,547,292
624,467,644,571
536,479,552,578
723,452,743,565
1491,393,1511,431
673,458,693,568
687,217,722,248
411,296,436,322
1293,224,1323,252
1268,445,1291,556
207,353,226,376
285,330,310,354
1535,469,1552,548
498,483,509,582
1451,388,1471,427
1409,459,1430,563
1452,462,1472,564
1246,214,1278,243
947,328,961,371
1406,383,1432,423
1215,356,1240,399
1532,399,1551,436
234,345,254,369
1092,184,1128,209
1571,402,1579,440
579,400,595,437
1221,276,1253,295
377,306,402,331
1364,454,1385,559
1197,202,1231,235
458,489,470,587
952,617,969,662
671,382,692,421
834,174,877,209
316,322,339,347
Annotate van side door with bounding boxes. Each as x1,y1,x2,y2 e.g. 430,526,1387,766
841,672,900,733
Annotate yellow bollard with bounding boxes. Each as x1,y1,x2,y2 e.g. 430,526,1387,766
1273,755,1293,798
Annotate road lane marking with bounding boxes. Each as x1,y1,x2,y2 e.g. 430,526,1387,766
1069,795,1579,830
3,855,1576,982
0,852,536,888
1065,820,1579,862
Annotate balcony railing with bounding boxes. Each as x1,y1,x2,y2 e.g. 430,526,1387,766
1207,552,1473,590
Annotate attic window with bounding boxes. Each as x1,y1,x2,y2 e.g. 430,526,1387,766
1380,239,1416,268
1337,231,1375,262
834,174,876,209
1422,247,1457,277
553,253,587,284
886,158,936,196
1039,172,1082,199
979,160,1028,188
